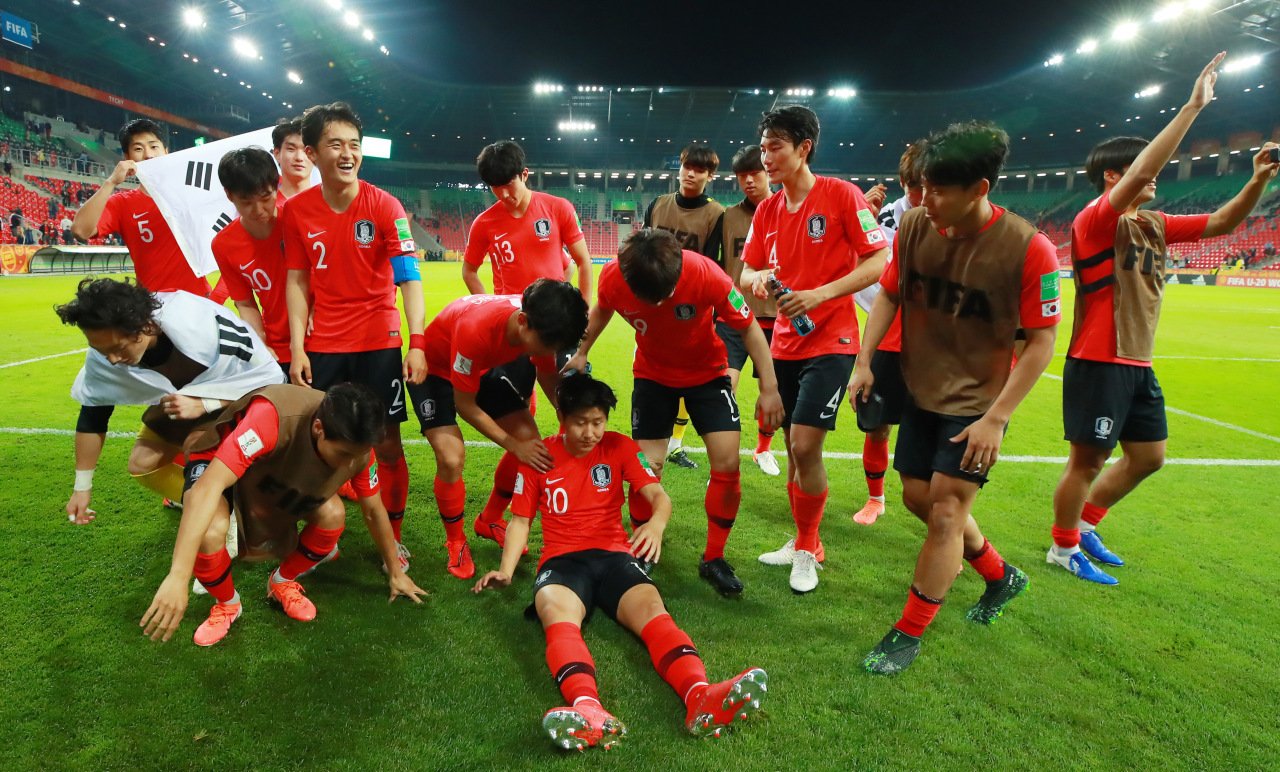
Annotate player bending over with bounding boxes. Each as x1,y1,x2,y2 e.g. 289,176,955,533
851,121,1059,674
140,383,426,646
473,374,767,749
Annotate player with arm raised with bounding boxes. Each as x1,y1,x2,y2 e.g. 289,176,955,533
472,374,767,749
738,105,889,593
282,102,426,571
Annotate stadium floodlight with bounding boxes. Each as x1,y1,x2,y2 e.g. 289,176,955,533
343,11,359,27
326,0,341,8
1112,22,1139,41
182,8,204,28
380,46,389,54
1223,55,1262,72
1077,39,1098,53
1135,85,1161,98
287,71,303,84
233,38,258,58
1153,3,1183,21
362,28,374,40
557,121,595,131
829,87,856,98
1044,54,1064,67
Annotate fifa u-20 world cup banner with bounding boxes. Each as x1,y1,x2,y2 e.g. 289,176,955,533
134,127,320,278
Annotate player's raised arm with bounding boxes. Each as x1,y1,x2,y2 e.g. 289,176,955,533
71,160,133,242
1202,143,1280,238
561,302,614,375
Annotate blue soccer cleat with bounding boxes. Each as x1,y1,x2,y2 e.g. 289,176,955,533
1079,530,1124,566
1047,548,1119,585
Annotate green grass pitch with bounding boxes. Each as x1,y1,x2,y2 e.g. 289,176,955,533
1,265,1278,770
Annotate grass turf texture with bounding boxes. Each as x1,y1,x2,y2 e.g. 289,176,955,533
1,266,1278,771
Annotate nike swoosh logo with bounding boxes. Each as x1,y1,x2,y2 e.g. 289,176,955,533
238,261,254,270
133,213,148,219
495,232,508,240
766,231,778,238
546,477,564,484
307,230,325,238
819,411,835,419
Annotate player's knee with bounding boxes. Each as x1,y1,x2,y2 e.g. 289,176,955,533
1068,446,1109,478
901,489,929,520
200,514,229,552
707,451,740,474
926,497,968,537
127,446,166,477
315,496,347,529
870,425,892,443
1131,450,1165,478
789,438,823,469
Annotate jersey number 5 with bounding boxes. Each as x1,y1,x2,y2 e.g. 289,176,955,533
137,219,154,243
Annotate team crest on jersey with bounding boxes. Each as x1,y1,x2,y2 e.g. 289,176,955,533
354,219,376,245
534,218,551,238
1094,417,1114,439
590,463,612,489
419,399,436,420
674,303,696,321
807,214,827,239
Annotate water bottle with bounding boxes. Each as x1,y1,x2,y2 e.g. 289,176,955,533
767,276,815,336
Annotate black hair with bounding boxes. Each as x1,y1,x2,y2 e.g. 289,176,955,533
521,278,589,352
731,144,764,175
271,117,303,151
476,140,526,187
218,147,280,197
118,119,165,152
318,382,387,446
757,105,820,165
899,141,927,187
918,120,1010,189
680,144,719,174
1085,136,1150,192
301,102,363,148
617,228,683,304
54,277,160,337
556,373,618,418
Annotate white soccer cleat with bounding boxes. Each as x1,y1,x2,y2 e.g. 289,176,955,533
758,537,798,566
789,549,823,593
752,451,780,477
192,578,208,596
382,540,412,574
225,508,239,559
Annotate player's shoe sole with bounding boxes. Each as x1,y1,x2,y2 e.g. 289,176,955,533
864,628,921,675
1079,529,1124,566
1047,547,1118,585
541,704,624,751
965,563,1029,624
853,499,886,525
685,667,768,738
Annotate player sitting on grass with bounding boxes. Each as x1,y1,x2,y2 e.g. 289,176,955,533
472,374,768,749
408,279,589,579
1049,52,1280,584
140,383,426,646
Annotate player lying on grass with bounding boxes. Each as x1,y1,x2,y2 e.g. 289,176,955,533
472,374,767,749
1049,52,1280,585
140,383,426,646
407,279,589,579
564,228,784,595
56,277,284,525
851,120,1059,674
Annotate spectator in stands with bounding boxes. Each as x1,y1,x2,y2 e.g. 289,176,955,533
40,220,52,245
8,208,19,239
60,214,73,244
3,158,11,177
47,197,57,222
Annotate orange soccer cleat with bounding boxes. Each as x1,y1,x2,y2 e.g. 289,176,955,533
445,539,475,579
267,575,317,621
193,601,242,647
541,699,625,751
853,499,886,525
337,480,358,501
473,517,528,555
684,667,768,738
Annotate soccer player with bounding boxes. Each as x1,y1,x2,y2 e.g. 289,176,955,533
643,144,726,470
849,142,926,526
139,383,427,646
738,105,889,593
851,121,1059,674
271,117,314,200
564,229,783,594
472,374,767,749
463,141,592,302
283,102,426,569
407,280,589,579
720,145,782,477
211,148,291,373
57,278,284,525
1049,53,1279,584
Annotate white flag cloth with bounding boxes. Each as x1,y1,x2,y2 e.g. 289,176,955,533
134,127,320,278
854,195,907,313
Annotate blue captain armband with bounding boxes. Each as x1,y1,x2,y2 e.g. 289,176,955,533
391,253,421,283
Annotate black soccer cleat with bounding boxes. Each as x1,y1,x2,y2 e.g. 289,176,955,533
965,562,1029,625
666,448,698,469
699,557,744,594
863,627,921,675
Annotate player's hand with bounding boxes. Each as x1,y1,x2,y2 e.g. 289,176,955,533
560,351,589,376
951,414,1005,476
849,366,875,406
1253,143,1280,181
864,184,888,211
756,386,785,432
106,160,137,186
510,437,555,473
403,348,426,385
630,521,665,563
749,270,774,300
388,572,428,603
65,490,96,525
1187,52,1225,110
140,573,189,643
472,570,512,593
290,352,313,388
162,394,208,420
777,288,825,318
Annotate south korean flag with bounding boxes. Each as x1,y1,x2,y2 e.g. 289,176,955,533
134,127,321,278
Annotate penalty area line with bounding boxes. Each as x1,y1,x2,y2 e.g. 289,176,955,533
0,348,87,369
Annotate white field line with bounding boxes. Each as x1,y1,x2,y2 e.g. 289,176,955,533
1154,356,1280,362
4,427,1277,466
0,348,86,369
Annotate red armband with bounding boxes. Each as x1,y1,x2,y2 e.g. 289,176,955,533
409,333,427,352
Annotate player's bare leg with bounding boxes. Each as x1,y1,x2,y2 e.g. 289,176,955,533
186,496,242,646
473,411,539,554
535,584,623,751
855,423,892,525
700,430,745,594
761,424,828,591
423,425,474,578
128,437,185,503
629,438,669,575
373,423,411,562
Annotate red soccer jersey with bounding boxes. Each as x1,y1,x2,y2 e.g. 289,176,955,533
510,432,659,569
1068,195,1209,365
281,181,415,353
597,250,755,388
422,294,555,393
874,248,904,353
211,213,291,362
880,205,1063,332
463,191,584,295
98,188,211,296
193,398,378,495
741,176,887,361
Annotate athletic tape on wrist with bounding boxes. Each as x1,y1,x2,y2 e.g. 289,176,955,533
201,398,222,414
73,468,94,491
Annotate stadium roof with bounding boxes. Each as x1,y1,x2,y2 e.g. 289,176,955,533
4,0,1279,173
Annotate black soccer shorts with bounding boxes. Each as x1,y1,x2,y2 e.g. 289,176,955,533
408,357,535,433
866,350,906,427
773,354,856,431
1062,356,1168,449
894,398,1001,487
630,375,741,440
532,549,655,621
715,319,774,377
307,348,407,424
